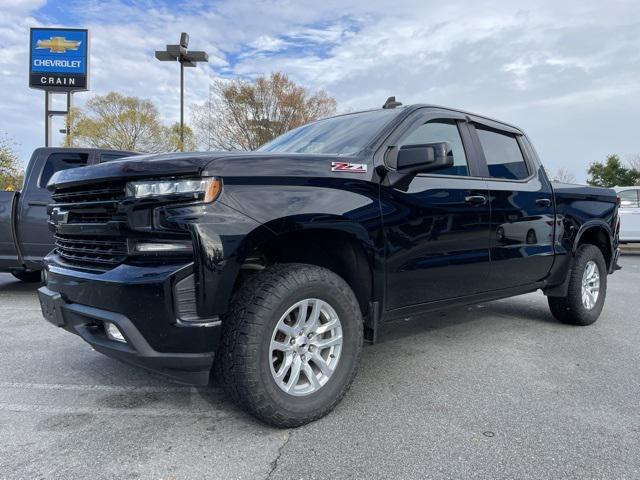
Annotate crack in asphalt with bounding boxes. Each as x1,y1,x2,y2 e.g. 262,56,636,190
266,431,292,480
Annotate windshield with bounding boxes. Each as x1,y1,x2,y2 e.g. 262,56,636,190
257,108,402,155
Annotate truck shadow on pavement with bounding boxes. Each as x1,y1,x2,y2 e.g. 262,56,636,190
2,274,562,429
0,278,43,293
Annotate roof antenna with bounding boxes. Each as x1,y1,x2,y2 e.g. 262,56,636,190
382,96,402,109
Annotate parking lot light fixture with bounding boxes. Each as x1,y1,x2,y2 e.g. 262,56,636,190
155,32,209,151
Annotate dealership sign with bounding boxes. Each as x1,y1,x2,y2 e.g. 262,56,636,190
29,28,89,91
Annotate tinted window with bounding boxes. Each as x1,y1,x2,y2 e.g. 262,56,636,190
618,189,640,208
100,153,131,162
399,120,469,176
257,109,402,155
39,153,89,187
476,127,529,180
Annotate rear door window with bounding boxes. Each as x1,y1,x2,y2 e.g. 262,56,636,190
476,127,529,180
618,189,640,208
39,153,89,187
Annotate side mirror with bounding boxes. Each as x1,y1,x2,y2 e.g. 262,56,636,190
384,142,453,190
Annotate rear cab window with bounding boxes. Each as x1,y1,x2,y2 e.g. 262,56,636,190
476,126,529,180
39,153,89,188
100,153,131,163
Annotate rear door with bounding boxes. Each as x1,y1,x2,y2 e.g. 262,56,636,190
618,189,640,241
17,151,90,264
380,109,492,310
470,122,555,289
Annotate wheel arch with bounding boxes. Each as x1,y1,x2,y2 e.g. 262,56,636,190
544,220,614,298
573,221,614,270
230,215,381,337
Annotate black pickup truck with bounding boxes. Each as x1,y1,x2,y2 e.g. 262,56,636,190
0,147,134,281
38,101,620,427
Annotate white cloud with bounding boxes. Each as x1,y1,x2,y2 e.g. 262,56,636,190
1,0,640,181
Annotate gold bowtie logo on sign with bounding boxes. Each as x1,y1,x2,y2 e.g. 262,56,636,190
35,36,81,53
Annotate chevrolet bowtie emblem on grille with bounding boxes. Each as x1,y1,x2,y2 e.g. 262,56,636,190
50,207,69,226
35,36,82,53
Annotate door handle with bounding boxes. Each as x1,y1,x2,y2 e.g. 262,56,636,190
27,201,48,207
536,198,552,208
465,195,488,206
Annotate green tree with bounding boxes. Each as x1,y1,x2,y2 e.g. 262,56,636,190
191,72,337,151
0,133,23,191
162,122,197,152
587,154,640,187
73,92,166,152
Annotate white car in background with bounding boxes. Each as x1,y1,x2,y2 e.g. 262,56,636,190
614,186,640,242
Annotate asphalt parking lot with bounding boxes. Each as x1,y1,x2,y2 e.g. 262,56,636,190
1,256,639,480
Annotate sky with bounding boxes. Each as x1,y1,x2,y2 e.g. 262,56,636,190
1,0,640,181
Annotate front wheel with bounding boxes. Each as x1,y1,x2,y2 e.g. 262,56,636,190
215,263,363,427
548,244,607,326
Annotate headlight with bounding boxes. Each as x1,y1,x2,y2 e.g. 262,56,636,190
126,177,221,202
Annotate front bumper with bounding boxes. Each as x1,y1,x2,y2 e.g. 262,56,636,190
38,260,222,385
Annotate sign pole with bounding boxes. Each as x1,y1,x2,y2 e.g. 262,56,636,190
45,91,51,147
66,92,73,146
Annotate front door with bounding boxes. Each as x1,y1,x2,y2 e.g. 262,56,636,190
381,112,492,311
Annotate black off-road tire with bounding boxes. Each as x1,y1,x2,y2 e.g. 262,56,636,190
11,270,42,283
548,244,607,326
214,263,363,428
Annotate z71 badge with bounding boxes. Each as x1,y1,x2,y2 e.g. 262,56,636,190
331,162,367,173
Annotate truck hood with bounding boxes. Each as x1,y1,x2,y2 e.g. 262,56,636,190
48,151,370,190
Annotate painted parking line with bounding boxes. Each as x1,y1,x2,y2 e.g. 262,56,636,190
0,382,219,393
0,402,232,419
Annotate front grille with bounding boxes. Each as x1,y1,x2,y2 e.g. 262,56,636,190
54,234,128,266
51,181,191,269
52,183,125,203
67,208,122,224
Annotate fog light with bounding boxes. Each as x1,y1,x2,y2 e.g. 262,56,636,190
104,322,126,343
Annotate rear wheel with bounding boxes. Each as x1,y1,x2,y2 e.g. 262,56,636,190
11,270,42,283
548,244,607,325
215,263,363,427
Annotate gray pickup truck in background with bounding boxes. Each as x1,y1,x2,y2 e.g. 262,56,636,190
0,147,135,281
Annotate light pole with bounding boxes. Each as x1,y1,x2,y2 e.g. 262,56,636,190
155,32,208,151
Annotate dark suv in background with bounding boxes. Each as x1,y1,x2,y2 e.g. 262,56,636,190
0,148,135,281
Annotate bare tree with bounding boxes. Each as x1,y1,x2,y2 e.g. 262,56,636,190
551,167,576,183
626,153,640,172
0,132,23,191
191,72,337,151
73,92,167,152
